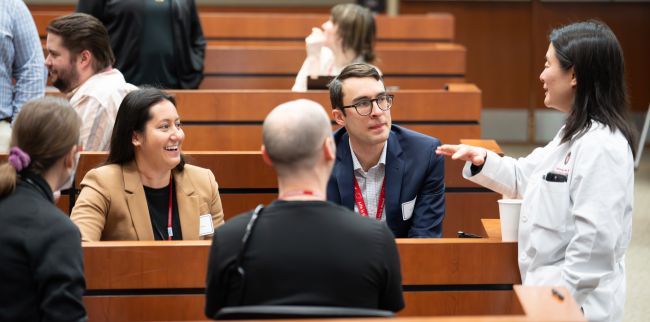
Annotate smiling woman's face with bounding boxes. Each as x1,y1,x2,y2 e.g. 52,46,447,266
132,100,185,172
539,43,576,113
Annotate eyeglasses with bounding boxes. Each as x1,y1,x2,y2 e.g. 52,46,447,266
341,94,394,116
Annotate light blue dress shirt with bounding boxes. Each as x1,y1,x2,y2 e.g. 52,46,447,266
0,0,46,120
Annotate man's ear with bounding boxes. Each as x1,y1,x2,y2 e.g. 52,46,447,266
261,145,274,167
78,50,92,69
323,136,335,161
332,109,345,127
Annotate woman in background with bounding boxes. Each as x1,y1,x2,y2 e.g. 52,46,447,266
437,21,635,322
0,97,86,321
292,3,376,92
71,88,224,241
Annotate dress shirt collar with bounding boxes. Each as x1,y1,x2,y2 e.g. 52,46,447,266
349,139,387,173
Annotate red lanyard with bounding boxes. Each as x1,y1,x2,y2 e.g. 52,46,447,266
167,175,173,240
278,190,322,200
353,176,386,220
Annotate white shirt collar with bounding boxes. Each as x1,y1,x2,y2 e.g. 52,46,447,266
349,139,387,172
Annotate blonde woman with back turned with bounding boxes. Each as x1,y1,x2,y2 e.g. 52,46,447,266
0,97,86,321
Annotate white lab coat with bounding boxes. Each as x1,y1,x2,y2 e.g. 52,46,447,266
464,122,633,322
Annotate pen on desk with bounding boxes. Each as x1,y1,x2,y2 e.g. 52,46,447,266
457,231,482,238
552,288,564,301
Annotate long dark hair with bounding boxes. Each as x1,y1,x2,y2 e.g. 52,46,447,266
551,20,637,157
106,88,185,171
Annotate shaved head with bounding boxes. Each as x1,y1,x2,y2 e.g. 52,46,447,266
263,99,332,175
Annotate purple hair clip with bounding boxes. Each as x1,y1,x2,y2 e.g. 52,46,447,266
8,146,31,171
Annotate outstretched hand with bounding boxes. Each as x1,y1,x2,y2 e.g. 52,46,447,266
436,144,487,166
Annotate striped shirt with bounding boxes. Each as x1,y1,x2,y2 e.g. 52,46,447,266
0,0,47,120
67,68,137,151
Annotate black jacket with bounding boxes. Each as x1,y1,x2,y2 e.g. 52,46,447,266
205,200,404,318
0,172,87,322
77,0,206,89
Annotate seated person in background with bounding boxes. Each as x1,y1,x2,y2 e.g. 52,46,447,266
77,0,206,89
327,63,445,238
46,13,137,151
70,88,224,241
205,99,404,317
0,97,86,321
292,3,375,92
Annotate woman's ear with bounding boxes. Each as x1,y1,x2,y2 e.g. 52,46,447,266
570,68,577,87
132,131,142,147
64,145,77,169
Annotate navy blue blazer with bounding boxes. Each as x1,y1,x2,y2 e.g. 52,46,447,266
327,125,445,238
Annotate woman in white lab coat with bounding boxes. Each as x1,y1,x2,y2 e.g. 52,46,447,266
436,21,636,322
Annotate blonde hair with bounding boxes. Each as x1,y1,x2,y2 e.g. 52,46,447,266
0,97,81,197
331,3,376,63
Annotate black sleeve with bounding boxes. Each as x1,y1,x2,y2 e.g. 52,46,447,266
205,216,249,318
469,153,488,176
205,231,224,319
28,215,87,322
76,0,106,22
189,0,206,68
378,226,405,312
470,163,484,176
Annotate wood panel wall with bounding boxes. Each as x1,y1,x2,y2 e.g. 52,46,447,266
27,1,646,110
400,0,650,112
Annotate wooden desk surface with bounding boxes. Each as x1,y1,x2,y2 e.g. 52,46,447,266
205,286,584,322
481,219,503,240
80,237,521,320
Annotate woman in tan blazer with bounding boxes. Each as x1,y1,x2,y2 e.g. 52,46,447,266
70,88,224,241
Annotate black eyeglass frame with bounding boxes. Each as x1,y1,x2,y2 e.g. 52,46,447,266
340,94,394,116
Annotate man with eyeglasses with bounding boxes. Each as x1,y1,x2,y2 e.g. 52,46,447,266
327,63,445,238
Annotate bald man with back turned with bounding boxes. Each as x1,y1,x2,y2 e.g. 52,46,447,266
204,99,404,318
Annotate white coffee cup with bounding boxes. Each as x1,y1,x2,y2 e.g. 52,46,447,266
497,199,522,242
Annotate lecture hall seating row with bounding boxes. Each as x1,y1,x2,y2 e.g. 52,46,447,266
78,220,585,321
31,11,465,90
37,84,500,237
31,12,456,46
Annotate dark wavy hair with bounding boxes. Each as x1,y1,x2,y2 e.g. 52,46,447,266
106,88,185,172
47,13,115,73
551,20,637,157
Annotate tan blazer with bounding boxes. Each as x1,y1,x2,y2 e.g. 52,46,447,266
70,161,224,241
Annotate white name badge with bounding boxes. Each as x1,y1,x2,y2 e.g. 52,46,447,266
401,197,417,221
199,214,215,236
